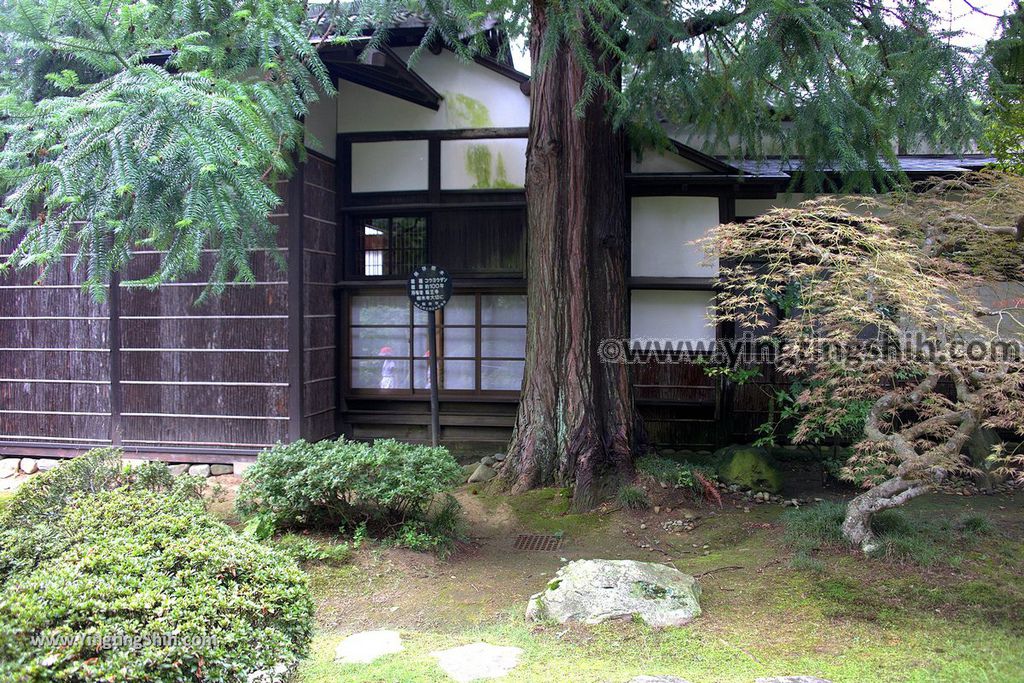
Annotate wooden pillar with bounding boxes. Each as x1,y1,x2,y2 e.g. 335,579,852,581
109,272,122,446
287,163,306,443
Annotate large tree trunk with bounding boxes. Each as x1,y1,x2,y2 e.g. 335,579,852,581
841,476,930,553
501,5,636,510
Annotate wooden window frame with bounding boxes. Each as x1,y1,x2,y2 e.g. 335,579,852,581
345,288,526,399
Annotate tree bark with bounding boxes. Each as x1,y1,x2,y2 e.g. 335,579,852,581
841,476,930,553
501,4,636,510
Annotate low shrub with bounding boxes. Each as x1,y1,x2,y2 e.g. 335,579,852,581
0,487,313,682
236,437,463,535
0,448,203,580
274,533,352,566
617,484,650,510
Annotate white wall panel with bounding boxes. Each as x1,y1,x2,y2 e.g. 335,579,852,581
631,149,712,173
440,139,527,190
630,290,716,341
350,141,428,193
304,87,338,159
735,194,811,217
338,50,529,133
630,197,719,277
735,194,888,219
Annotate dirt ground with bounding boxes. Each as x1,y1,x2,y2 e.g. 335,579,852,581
277,470,1024,682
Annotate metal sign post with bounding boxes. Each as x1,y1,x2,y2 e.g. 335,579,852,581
407,265,453,447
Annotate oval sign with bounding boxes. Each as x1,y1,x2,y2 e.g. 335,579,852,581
407,265,453,312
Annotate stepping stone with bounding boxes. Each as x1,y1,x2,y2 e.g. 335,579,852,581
755,678,832,683
430,642,523,682
334,630,404,665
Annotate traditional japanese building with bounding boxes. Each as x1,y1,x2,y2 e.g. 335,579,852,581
0,22,996,465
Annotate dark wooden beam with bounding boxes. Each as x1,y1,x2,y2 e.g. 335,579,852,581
287,163,306,443
340,128,528,143
628,277,718,291
109,272,122,446
325,45,443,111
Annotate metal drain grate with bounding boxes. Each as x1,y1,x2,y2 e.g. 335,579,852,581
513,534,562,552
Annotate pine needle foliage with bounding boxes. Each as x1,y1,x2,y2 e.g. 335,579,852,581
335,0,984,194
0,0,332,297
985,1,1024,173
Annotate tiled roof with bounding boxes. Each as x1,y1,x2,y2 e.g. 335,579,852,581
724,155,997,178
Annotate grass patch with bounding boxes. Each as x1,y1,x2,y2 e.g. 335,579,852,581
782,502,996,566
617,485,650,510
296,612,1024,683
503,488,607,535
273,533,352,566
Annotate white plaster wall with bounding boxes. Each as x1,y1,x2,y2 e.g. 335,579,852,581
337,49,529,133
351,140,429,192
631,149,712,173
735,194,889,218
304,86,338,159
630,290,716,341
440,138,527,190
734,194,811,217
630,197,719,278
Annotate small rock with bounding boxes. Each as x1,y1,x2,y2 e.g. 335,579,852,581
480,456,496,466
210,464,233,476
468,464,497,484
188,464,211,478
0,458,20,479
640,523,647,530
653,506,661,514
168,464,189,476
462,463,479,481
20,458,38,475
430,642,523,682
233,461,254,477
36,458,61,471
492,452,506,462
335,630,403,665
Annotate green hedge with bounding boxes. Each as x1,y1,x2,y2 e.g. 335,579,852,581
236,437,463,533
0,450,314,682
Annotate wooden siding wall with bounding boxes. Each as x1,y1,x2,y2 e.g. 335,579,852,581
634,361,789,449
0,244,113,450
301,153,339,441
0,177,305,460
117,212,291,451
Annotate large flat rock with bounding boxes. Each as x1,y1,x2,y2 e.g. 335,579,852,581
334,630,403,665
430,642,522,682
527,559,701,628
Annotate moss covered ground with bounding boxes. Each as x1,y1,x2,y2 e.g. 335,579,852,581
263,483,1024,683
